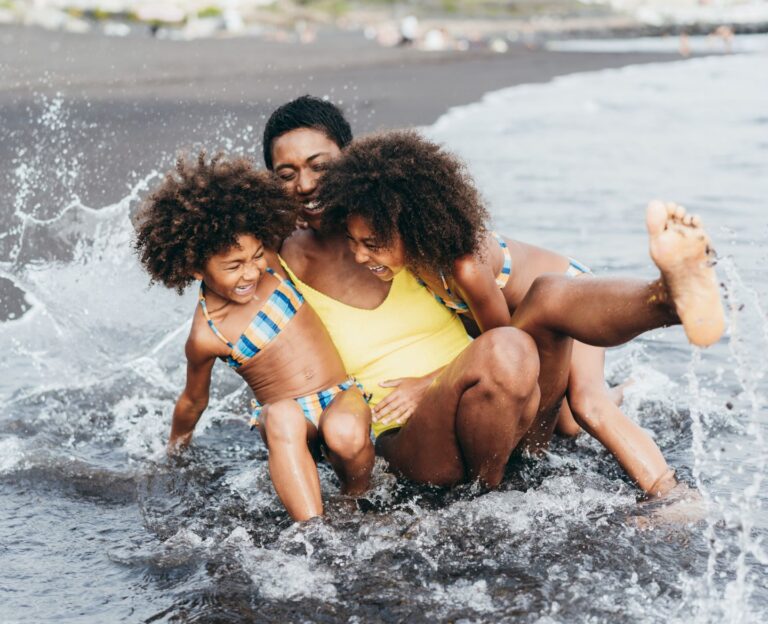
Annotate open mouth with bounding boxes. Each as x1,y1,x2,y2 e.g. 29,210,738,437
303,201,323,215
234,284,255,296
368,265,388,275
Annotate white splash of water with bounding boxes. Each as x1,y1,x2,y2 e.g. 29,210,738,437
0,436,25,474
679,258,768,623
225,526,339,601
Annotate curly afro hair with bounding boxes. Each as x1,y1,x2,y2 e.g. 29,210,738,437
134,152,298,293
318,131,489,275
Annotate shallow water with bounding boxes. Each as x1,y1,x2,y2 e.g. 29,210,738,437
1,44,767,622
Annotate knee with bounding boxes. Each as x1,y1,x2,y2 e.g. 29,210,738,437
567,387,610,433
263,400,307,445
523,274,568,320
475,328,539,399
321,410,371,459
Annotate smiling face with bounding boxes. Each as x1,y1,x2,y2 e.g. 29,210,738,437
270,128,342,230
346,214,406,281
194,234,268,304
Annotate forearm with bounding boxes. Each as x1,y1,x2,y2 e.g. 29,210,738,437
168,394,207,452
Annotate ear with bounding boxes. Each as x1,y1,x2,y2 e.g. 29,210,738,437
192,271,204,282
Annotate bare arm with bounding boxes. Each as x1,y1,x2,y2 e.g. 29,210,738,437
168,338,216,454
452,257,512,333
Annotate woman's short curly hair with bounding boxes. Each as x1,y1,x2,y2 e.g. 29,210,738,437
134,152,298,293
318,131,489,275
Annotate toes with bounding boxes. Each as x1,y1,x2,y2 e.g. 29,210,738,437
669,203,686,221
646,200,669,235
691,214,701,227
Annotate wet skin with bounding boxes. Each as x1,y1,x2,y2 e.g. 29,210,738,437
190,237,348,403
173,235,373,519
345,212,693,465
274,132,545,486
272,128,720,490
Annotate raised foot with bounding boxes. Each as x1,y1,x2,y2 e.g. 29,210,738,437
646,201,725,347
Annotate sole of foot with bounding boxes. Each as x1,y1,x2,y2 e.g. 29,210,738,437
646,200,725,347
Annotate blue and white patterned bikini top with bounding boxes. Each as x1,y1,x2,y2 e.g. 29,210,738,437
198,268,305,368
419,231,512,315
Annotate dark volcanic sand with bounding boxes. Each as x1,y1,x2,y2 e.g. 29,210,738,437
1,24,687,208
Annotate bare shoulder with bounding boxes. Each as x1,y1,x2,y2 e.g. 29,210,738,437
186,307,223,364
452,252,494,286
265,249,288,279
279,228,316,274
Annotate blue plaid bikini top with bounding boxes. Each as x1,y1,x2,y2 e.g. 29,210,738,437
419,231,512,314
198,268,305,369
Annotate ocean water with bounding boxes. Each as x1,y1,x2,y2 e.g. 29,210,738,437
1,45,767,622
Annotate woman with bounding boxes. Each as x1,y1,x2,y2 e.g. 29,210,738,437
262,96,723,494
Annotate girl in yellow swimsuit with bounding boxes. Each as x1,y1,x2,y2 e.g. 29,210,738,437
317,130,719,496
264,97,723,498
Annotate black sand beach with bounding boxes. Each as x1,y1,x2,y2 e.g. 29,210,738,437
2,21,767,623
1,24,686,208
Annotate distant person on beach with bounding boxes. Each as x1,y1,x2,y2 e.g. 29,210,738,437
263,96,724,493
134,154,373,521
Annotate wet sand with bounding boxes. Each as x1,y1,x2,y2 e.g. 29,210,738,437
0,24,688,208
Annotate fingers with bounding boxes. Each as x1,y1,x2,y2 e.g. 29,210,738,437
379,403,414,425
374,396,412,424
372,393,397,416
379,378,403,388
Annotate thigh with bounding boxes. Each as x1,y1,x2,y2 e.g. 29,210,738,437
375,329,533,485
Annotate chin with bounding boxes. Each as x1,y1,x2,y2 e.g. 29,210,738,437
302,215,323,231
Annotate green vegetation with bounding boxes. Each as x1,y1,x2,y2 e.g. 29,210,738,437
293,1,589,19
197,6,223,19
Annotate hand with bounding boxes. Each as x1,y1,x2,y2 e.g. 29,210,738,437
373,376,433,427
166,431,192,457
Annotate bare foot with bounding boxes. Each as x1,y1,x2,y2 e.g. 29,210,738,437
630,482,708,530
646,201,725,347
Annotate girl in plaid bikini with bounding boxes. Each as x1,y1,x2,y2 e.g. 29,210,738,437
134,152,373,521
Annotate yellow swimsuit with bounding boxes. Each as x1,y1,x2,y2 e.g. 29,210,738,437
281,260,472,437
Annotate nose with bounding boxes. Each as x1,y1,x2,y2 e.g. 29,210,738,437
352,243,369,265
243,259,263,281
296,170,318,197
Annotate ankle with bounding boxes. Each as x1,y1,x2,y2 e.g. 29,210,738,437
644,468,677,498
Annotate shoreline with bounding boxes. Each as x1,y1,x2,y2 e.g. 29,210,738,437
1,25,698,193
1,23,708,322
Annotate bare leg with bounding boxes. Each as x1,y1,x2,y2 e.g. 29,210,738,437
376,328,540,487
259,400,323,521
553,352,631,436
318,387,375,496
554,399,582,438
567,342,674,495
513,202,724,453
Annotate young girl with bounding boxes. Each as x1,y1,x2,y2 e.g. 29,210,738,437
134,153,373,521
318,131,724,497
